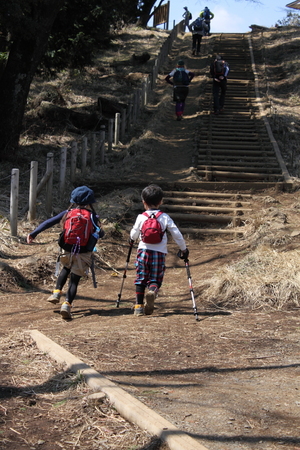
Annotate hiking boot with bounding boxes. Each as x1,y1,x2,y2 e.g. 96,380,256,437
192,49,195,55
134,305,144,316
144,290,155,315
47,290,61,304
176,115,182,121
60,301,72,320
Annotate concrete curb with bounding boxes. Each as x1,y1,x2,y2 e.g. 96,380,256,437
29,330,209,450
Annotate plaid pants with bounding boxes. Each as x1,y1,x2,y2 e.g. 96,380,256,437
134,249,165,288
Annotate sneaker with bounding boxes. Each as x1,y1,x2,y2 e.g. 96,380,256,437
47,290,61,304
144,290,155,315
134,305,144,316
192,49,195,55
60,301,72,320
176,115,182,121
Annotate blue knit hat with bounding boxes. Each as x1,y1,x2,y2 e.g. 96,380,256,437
70,186,96,205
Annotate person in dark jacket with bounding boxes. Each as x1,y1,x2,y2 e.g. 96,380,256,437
189,17,208,55
165,60,195,121
182,6,192,32
27,186,104,320
210,55,229,115
200,6,214,35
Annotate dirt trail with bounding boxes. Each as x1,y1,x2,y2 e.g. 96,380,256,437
1,32,300,450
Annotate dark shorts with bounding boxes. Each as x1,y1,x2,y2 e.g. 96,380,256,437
173,86,189,102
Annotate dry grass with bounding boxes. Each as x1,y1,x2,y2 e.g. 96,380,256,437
0,331,158,450
201,245,300,310
254,26,300,177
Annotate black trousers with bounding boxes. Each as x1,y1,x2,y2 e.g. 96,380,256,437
192,33,202,53
204,19,210,35
173,86,189,116
212,78,227,112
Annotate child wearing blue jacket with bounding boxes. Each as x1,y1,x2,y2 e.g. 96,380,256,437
27,186,104,320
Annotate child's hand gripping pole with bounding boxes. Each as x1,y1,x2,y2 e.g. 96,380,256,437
116,239,134,308
177,249,199,321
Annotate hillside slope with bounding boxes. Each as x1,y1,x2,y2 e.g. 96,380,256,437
1,26,300,450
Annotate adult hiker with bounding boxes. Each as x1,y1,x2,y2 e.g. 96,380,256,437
182,6,192,32
210,54,230,115
27,185,104,320
165,59,195,121
200,6,214,35
189,16,208,55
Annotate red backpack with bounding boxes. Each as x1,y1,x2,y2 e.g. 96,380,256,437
59,208,94,252
140,211,165,244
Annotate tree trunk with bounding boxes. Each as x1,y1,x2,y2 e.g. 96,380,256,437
137,0,164,28
0,0,64,160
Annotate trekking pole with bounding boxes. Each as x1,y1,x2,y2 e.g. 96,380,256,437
116,240,134,308
178,250,199,320
90,254,97,288
184,258,199,321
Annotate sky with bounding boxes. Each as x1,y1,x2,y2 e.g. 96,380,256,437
154,0,295,33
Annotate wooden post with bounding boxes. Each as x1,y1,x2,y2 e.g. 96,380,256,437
91,133,96,168
45,152,53,216
114,112,120,145
121,107,126,142
145,76,151,105
10,168,19,236
136,89,141,118
60,147,67,197
28,161,38,222
108,119,114,152
81,136,87,176
132,89,137,124
70,141,77,182
132,91,137,124
127,102,133,133
152,59,158,89
99,125,106,165
141,79,147,107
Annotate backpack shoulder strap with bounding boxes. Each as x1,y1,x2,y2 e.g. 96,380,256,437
142,212,149,217
155,211,163,218
90,212,98,229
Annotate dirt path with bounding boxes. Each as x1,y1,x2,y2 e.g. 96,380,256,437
1,33,300,450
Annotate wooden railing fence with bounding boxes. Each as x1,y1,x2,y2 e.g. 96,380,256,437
9,21,184,236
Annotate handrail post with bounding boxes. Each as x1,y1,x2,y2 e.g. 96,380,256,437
45,152,53,216
28,161,38,221
10,168,19,236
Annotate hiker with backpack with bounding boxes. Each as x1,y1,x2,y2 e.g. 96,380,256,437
165,60,195,121
189,16,208,55
182,6,192,32
200,6,214,35
27,186,104,320
210,54,230,115
129,184,189,317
